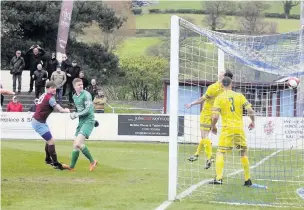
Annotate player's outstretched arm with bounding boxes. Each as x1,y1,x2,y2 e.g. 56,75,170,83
0,89,15,95
247,107,255,130
185,97,205,109
54,104,70,113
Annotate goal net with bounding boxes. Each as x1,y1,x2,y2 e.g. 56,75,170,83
168,15,304,208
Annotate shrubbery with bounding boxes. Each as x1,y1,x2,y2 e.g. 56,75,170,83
132,8,142,15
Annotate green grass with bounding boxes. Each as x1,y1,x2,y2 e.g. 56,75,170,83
2,141,303,210
1,141,168,210
114,37,161,57
136,14,300,33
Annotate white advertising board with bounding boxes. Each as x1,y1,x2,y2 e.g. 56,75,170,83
0,112,303,149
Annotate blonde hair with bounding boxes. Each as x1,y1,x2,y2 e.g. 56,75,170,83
72,78,82,86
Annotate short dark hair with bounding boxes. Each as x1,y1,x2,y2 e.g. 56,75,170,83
222,76,232,87
46,81,56,89
224,69,233,79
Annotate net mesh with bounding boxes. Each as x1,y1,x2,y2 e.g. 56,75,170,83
173,17,304,208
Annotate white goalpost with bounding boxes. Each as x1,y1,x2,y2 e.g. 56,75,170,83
168,15,304,208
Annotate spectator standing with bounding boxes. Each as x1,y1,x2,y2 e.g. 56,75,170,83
51,67,66,105
6,96,23,112
25,45,45,93
0,84,4,107
93,89,107,113
32,64,48,99
66,60,81,105
61,54,71,96
46,52,58,80
10,50,25,93
79,71,89,89
87,79,99,100
28,99,39,112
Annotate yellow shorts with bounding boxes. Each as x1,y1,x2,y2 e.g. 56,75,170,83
218,128,247,152
200,112,211,131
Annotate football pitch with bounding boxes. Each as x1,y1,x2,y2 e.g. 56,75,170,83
1,140,303,210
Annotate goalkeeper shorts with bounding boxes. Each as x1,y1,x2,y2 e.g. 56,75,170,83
75,120,95,139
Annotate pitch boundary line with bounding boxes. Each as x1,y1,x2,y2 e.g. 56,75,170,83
154,150,282,210
255,179,304,183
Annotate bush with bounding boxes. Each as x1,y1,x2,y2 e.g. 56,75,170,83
148,9,161,14
175,9,205,14
289,14,300,19
132,8,142,15
264,13,285,19
66,39,120,84
150,9,205,14
264,13,299,19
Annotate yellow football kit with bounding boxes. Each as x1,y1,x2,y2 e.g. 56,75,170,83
200,81,223,131
213,90,251,152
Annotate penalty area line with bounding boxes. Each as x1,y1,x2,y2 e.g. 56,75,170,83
210,201,300,208
154,150,282,210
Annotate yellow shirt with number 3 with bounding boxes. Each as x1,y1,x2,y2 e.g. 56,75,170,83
213,90,251,130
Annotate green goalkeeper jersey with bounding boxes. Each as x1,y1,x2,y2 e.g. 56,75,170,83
73,90,95,122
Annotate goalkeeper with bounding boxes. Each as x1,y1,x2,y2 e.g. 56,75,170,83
63,78,98,172
185,70,233,169
209,76,254,186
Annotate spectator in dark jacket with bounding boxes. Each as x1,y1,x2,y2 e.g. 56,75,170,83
25,45,45,93
28,99,39,112
61,54,71,96
32,64,48,98
0,84,4,107
79,71,89,89
10,50,25,93
46,52,59,80
86,79,99,100
66,60,81,105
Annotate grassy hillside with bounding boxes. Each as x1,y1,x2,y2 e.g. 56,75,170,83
136,14,300,33
114,37,161,57
146,0,301,15
267,1,300,15
79,1,301,58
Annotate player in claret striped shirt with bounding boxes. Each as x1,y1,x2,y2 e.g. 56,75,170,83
32,81,70,170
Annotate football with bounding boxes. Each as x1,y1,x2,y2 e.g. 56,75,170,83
287,77,300,89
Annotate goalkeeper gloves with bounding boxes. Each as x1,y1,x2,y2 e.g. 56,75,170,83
70,112,78,120
94,120,99,127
